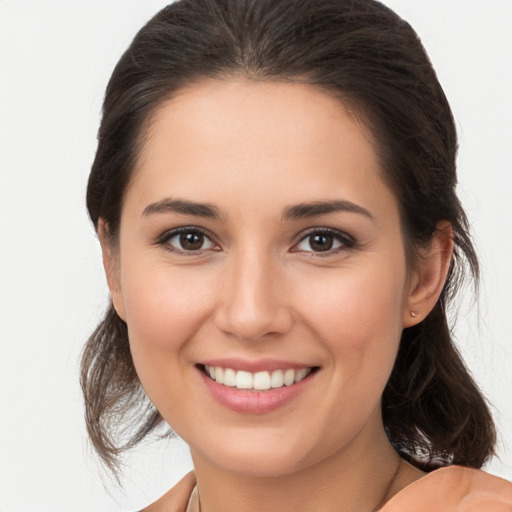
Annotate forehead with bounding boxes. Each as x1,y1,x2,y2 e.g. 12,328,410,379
125,79,397,223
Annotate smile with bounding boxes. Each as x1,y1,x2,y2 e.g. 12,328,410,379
203,365,313,391
198,361,320,413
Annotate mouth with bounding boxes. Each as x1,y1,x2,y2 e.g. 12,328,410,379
198,364,319,391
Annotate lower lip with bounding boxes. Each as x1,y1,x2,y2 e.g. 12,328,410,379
199,369,315,414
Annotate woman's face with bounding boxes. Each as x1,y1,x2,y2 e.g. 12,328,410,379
105,80,418,477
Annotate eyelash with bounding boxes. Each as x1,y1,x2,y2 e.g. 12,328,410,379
156,226,357,256
292,227,357,256
156,226,219,254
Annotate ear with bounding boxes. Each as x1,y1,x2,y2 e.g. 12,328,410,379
403,221,453,327
98,219,127,321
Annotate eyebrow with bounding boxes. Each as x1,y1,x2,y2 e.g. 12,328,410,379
283,200,375,221
142,197,374,222
142,198,223,220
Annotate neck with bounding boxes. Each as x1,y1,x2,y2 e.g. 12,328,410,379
191,422,406,512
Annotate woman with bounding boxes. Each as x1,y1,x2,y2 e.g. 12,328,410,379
81,0,512,510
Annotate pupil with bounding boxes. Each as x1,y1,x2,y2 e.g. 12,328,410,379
180,232,203,250
310,234,333,251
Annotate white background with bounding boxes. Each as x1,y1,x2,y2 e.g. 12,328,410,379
1,1,511,511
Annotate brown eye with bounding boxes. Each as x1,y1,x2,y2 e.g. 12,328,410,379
294,229,352,254
308,233,334,252
180,232,205,250
165,229,216,252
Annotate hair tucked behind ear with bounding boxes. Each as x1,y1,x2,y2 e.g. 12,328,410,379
82,0,496,475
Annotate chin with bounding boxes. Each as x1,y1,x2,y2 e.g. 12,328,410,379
214,452,310,478
191,429,319,478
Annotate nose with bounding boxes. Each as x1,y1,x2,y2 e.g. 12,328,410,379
214,247,293,341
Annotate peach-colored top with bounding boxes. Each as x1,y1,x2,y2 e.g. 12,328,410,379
380,466,512,512
147,466,512,512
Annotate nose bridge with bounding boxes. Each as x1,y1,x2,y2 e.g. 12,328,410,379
215,243,292,340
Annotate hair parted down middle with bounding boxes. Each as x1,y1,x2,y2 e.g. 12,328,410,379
81,0,496,475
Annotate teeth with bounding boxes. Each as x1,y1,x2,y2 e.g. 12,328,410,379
270,370,284,388
223,368,236,387
235,370,253,389
253,371,271,391
294,368,309,383
283,369,295,386
204,365,312,391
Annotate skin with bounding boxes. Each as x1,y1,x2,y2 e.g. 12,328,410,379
100,80,452,512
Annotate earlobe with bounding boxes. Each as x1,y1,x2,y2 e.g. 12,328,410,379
403,221,453,327
98,219,127,321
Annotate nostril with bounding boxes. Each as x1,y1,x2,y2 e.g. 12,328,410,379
214,305,294,342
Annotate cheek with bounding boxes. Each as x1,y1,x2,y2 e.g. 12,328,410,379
297,260,407,377
117,262,222,431
122,261,209,340
294,264,407,441
118,258,216,386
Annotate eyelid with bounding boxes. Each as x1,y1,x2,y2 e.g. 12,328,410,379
156,225,221,254
291,227,356,255
154,225,355,256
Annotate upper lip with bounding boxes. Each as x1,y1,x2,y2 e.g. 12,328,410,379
199,358,317,373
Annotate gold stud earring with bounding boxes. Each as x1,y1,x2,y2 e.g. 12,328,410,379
410,311,417,318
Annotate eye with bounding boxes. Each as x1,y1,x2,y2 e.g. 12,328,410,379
159,227,218,253
293,229,354,254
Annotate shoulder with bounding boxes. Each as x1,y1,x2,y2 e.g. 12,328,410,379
382,465,512,511
141,471,197,512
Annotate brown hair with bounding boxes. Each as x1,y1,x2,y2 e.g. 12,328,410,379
82,0,496,474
